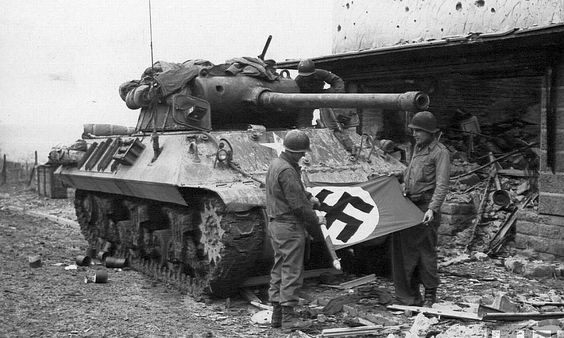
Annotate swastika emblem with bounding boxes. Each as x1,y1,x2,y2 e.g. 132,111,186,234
307,186,380,246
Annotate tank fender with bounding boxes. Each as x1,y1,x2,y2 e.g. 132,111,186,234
212,184,265,212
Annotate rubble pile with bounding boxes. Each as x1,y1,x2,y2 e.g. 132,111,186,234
438,114,540,257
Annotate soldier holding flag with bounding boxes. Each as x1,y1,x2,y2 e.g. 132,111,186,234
391,111,450,307
265,129,325,331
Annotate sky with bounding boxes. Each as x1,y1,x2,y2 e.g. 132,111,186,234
0,0,333,162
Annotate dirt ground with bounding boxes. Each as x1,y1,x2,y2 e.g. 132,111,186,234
2,184,564,338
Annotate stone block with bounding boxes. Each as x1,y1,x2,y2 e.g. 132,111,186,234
517,210,564,226
441,214,474,226
441,202,475,215
538,172,564,194
538,224,564,239
540,128,564,152
515,220,539,236
438,222,468,236
456,173,482,187
514,234,552,253
492,292,520,312
361,312,400,326
504,256,527,274
539,193,564,216
536,252,557,262
539,150,564,172
523,262,556,278
438,234,455,246
544,239,564,257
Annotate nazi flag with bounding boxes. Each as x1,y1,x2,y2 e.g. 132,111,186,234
306,176,424,249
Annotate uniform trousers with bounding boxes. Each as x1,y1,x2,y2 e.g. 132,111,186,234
268,219,306,307
391,199,440,305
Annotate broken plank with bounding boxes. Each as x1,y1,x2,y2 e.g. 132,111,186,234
526,301,564,307
387,304,482,321
321,325,383,337
319,284,344,289
240,288,261,303
338,274,376,289
250,301,272,311
483,312,564,321
357,317,377,326
497,169,532,177
241,268,343,288
241,268,342,288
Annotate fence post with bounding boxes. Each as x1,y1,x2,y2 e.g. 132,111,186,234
27,151,38,186
1,154,6,185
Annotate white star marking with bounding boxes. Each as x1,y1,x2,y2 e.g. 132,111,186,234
259,133,285,156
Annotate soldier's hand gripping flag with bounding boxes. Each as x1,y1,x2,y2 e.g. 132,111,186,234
307,175,424,250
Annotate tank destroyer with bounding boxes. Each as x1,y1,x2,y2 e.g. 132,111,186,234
52,57,429,297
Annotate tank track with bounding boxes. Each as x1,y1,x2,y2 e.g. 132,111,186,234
74,189,267,298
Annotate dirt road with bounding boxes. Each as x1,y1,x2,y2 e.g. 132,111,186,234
3,186,564,337
0,209,276,337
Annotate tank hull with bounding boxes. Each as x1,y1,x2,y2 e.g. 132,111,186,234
57,128,406,297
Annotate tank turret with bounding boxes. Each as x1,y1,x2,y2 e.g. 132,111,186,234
54,57,429,297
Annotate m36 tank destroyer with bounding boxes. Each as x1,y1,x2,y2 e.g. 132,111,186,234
53,57,429,297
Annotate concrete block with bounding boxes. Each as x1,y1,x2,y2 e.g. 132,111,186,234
515,220,539,236
441,202,475,215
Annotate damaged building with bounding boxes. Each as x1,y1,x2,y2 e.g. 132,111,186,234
280,0,564,260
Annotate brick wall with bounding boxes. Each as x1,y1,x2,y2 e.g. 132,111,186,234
514,210,564,261
514,54,564,261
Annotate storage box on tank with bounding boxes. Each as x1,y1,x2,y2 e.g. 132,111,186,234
36,164,67,198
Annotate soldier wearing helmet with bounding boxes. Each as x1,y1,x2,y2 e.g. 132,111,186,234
391,111,450,308
295,59,346,128
265,130,325,331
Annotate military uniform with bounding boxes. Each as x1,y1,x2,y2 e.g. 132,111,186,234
391,139,450,305
266,152,320,307
295,69,345,128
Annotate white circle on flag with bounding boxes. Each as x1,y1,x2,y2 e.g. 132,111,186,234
307,186,380,246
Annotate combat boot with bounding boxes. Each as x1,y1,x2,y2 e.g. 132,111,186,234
423,288,437,308
271,302,282,328
281,306,312,331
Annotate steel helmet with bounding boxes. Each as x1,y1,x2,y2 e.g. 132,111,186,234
297,59,316,76
283,130,311,153
379,139,396,153
408,111,439,133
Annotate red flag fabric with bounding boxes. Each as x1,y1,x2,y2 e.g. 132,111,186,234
306,176,424,250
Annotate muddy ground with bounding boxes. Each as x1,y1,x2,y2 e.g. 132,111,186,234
2,184,564,337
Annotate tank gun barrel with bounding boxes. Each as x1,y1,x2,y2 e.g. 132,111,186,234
257,91,429,112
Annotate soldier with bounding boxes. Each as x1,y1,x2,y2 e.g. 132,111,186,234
295,59,345,128
391,111,450,307
265,130,325,331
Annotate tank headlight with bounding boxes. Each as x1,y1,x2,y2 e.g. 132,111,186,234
217,149,230,162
